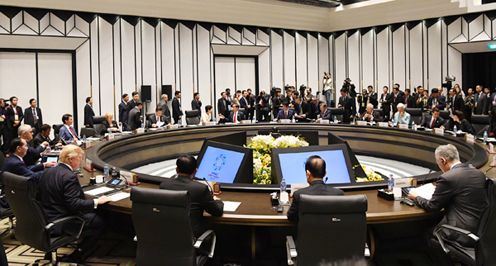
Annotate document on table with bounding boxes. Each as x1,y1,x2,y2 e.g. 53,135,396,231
223,201,241,212
410,183,436,200
84,186,114,196
108,192,130,202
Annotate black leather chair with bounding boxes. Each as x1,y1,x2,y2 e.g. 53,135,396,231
329,107,344,122
92,116,105,125
286,194,369,265
435,178,496,266
440,110,450,120
406,108,423,125
185,110,201,125
374,109,385,122
2,172,85,264
52,124,63,140
471,114,490,137
80,127,96,138
131,187,216,266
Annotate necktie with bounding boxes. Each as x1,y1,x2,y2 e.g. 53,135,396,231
431,118,436,129
69,126,78,141
33,108,38,121
157,116,160,123
233,112,237,123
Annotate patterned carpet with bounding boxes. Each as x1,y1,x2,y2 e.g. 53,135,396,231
0,218,136,266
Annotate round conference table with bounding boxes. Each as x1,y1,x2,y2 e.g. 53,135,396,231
83,123,490,226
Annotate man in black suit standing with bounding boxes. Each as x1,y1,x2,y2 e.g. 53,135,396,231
84,97,95,128
172,91,183,124
246,88,256,120
287,155,344,223
128,91,140,110
24,98,43,134
408,144,487,254
118,94,129,130
191,92,202,115
159,155,223,237
391,84,405,113
421,108,445,129
3,96,23,152
128,101,143,130
38,145,111,263
404,89,417,109
217,92,229,120
338,88,355,123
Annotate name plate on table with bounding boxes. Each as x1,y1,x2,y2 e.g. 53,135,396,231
279,119,291,124
378,122,389,128
319,119,330,124
240,120,252,124
393,177,417,188
465,134,475,143
434,127,444,135
356,120,368,126
398,124,409,130
136,128,145,134
204,121,216,126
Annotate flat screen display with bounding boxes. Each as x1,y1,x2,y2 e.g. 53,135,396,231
196,146,246,183
42,156,59,163
277,149,352,185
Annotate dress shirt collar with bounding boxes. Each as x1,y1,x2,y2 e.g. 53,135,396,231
309,179,325,186
61,162,73,171
450,161,462,170
13,154,23,162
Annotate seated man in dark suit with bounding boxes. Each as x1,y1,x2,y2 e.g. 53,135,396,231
287,155,344,223
444,110,475,134
361,103,382,123
319,101,333,121
408,144,487,258
276,102,295,121
421,107,445,129
2,138,55,180
159,155,224,237
18,124,48,166
38,145,111,263
34,124,61,148
227,103,244,123
146,107,169,128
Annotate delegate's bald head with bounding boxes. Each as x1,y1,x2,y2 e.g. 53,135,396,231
305,155,326,179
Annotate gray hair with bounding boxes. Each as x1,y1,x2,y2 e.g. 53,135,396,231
18,124,32,136
435,144,460,162
396,103,405,110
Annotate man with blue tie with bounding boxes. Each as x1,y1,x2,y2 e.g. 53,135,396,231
276,102,295,121
59,114,79,144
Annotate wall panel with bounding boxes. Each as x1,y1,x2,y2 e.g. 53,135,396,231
409,24,424,89
295,32,307,88
0,52,36,109
318,35,329,93
428,21,442,89
179,23,194,112
141,21,157,110
348,32,360,89
392,26,406,89
335,34,346,89
271,31,283,88
98,18,114,116
377,29,389,89
361,30,374,90
283,32,296,87
307,34,318,91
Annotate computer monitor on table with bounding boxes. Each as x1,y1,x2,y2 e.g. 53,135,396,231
196,140,253,184
271,144,355,185
208,132,246,147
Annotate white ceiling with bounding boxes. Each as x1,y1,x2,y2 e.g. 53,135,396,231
211,44,269,55
0,35,87,50
450,41,496,53
0,0,487,32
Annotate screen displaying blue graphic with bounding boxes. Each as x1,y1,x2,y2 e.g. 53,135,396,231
278,150,352,184
196,146,246,183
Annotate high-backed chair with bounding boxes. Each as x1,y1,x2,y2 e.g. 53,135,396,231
329,107,344,122
80,127,96,138
439,110,450,120
435,178,496,266
2,171,85,264
92,116,106,125
185,110,201,125
374,109,385,122
471,114,490,136
52,124,63,139
406,108,423,125
286,194,368,265
131,187,216,266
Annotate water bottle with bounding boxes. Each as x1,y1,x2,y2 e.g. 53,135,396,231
103,164,110,178
388,174,394,192
118,122,123,132
484,130,488,143
279,178,289,204
412,122,417,131
453,125,458,133
81,135,87,149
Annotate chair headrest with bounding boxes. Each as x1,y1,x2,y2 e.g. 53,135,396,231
329,108,344,115
131,187,189,208
52,124,63,131
300,194,368,214
92,116,106,124
185,110,200,117
405,108,422,116
471,114,490,124
2,171,32,191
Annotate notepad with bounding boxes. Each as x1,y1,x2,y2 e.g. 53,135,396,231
410,183,436,200
84,186,114,196
223,201,241,212
108,192,130,202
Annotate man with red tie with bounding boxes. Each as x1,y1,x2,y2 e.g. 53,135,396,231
421,108,445,129
228,103,244,124
59,114,79,144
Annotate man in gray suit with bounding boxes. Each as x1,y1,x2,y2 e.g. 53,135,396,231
409,144,487,247
128,101,143,130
